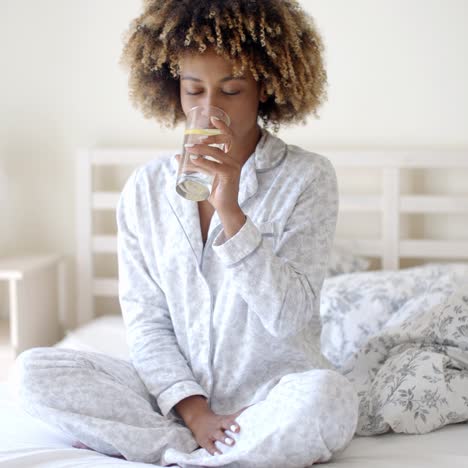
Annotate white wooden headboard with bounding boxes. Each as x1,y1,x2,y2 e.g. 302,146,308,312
75,148,468,327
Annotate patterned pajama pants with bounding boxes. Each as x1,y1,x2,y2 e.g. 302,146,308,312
13,347,358,467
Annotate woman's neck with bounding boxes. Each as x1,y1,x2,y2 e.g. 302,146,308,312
236,125,262,167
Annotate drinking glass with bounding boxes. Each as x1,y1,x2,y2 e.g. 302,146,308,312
176,105,231,201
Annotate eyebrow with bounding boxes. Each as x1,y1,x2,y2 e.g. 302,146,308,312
180,75,246,83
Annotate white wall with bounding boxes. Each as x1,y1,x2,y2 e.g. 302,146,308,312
1,0,467,320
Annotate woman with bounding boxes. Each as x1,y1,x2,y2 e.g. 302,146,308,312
14,1,358,466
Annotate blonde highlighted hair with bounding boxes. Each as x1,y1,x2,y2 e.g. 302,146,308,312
120,0,328,132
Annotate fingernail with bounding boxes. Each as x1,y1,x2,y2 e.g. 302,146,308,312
211,116,221,122
190,154,199,160
225,437,234,446
200,135,209,140
230,425,238,432
184,143,195,147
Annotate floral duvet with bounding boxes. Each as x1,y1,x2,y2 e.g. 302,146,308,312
320,263,468,435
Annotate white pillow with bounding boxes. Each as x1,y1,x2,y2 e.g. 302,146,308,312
326,245,371,277
54,315,130,361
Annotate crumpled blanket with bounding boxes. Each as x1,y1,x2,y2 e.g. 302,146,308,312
342,288,468,435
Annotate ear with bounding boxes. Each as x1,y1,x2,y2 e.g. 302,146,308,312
259,82,268,103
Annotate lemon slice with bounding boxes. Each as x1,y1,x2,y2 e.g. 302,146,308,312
184,128,222,136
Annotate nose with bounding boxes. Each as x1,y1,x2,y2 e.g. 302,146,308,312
200,90,221,111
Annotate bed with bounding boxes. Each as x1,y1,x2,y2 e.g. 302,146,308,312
1,148,468,467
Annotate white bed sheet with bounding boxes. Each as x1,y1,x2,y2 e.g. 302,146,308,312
2,380,468,468
3,303,468,467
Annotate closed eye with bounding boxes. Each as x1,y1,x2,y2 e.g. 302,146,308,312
184,90,241,96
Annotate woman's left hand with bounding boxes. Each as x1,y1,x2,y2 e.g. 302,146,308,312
176,117,241,214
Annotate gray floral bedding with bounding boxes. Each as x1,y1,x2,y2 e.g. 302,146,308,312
320,263,468,435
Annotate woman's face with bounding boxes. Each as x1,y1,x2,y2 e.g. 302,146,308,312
178,49,263,138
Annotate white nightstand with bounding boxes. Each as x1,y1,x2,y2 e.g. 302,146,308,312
0,254,66,358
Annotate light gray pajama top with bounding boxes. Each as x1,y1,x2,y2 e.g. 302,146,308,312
116,128,338,421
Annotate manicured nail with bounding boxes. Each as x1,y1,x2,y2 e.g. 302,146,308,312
225,437,234,445
230,425,238,432
190,154,199,160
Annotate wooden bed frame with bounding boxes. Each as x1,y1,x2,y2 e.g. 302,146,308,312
2,148,467,355
75,148,468,325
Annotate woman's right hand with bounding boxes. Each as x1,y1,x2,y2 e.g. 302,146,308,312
187,406,249,456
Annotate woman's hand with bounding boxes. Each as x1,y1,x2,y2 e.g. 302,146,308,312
186,405,250,456
176,116,241,214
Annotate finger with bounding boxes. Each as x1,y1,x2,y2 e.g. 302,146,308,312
222,419,240,433
214,429,235,447
178,154,199,171
190,155,235,177
211,116,234,137
184,144,231,164
214,440,225,456
206,441,222,456
198,133,232,148
186,159,214,177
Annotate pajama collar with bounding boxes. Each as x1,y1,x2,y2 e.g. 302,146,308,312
165,128,288,265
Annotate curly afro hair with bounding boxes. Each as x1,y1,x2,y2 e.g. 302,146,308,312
119,0,328,132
